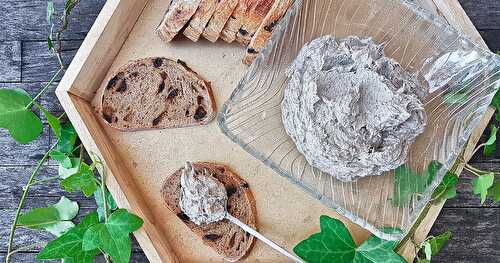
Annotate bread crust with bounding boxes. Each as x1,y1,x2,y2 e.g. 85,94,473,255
98,57,216,131
161,162,257,261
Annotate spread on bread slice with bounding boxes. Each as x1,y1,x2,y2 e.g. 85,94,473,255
162,162,257,261
183,0,219,41
100,57,216,131
156,0,202,42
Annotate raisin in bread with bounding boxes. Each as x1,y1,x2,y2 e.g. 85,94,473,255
234,0,276,45
161,162,257,262
100,57,216,131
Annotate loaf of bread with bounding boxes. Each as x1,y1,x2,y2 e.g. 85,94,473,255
243,0,294,64
100,57,216,131
161,162,257,261
156,0,202,42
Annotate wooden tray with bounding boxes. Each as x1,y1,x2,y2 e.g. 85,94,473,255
55,0,493,262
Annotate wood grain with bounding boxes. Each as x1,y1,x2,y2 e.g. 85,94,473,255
0,41,21,82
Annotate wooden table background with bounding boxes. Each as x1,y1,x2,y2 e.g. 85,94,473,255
0,0,498,262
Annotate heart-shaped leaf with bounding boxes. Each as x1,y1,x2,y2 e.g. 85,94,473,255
294,215,405,263
487,180,500,203
37,212,100,261
50,150,73,168
82,209,143,263
472,173,495,204
18,196,79,236
0,88,43,143
432,172,458,203
59,157,81,179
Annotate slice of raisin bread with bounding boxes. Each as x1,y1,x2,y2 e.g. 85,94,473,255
243,0,294,64
161,162,257,262
234,0,275,45
100,57,216,131
183,0,219,41
219,0,254,43
202,0,239,42
156,0,202,42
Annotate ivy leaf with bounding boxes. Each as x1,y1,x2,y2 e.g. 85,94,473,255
82,209,144,263
61,163,98,197
0,88,43,144
423,242,432,260
487,180,500,203
17,196,79,236
50,149,72,168
483,125,497,157
432,172,458,203
472,173,495,204
57,123,78,153
427,231,452,256
46,1,55,24
41,107,61,138
94,187,118,222
59,157,81,179
443,92,468,104
393,161,442,207
37,212,100,261
293,215,405,263
490,88,500,121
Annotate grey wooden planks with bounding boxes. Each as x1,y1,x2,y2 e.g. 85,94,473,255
0,41,21,82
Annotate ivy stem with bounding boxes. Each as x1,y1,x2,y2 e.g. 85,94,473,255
25,176,61,188
465,163,500,176
470,143,487,158
25,68,63,109
6,143,57,263
6,241,47,258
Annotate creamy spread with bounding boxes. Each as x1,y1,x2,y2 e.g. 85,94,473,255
282,36,428,182
179,162,228,225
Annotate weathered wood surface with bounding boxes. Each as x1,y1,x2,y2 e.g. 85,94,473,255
0,0,498,262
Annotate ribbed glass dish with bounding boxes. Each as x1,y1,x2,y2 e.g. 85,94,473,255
218,0,500,240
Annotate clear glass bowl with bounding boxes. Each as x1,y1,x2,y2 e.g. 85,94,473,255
218,0,500,240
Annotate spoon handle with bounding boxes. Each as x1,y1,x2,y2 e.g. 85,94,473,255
225,213,305,263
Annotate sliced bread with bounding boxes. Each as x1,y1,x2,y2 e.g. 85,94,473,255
219,0,256,43
234,0,275,45
161,162,257,261
183,0,219,41
156,0,202,42
242,0,294,64
202,0,239,42
99,57,216,131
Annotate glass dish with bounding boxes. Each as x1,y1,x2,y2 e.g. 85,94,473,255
218,0,500,240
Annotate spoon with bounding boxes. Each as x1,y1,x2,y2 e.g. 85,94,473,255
179,162,304,263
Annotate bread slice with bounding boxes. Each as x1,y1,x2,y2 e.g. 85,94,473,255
234,0,275,45
242,0,294,64
202,0,239,42
162,162,257,261
183,0,219,41
219,0,255,43
156,0,202,42
99,57,216,131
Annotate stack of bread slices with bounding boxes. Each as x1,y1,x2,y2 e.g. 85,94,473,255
156,0,294,64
